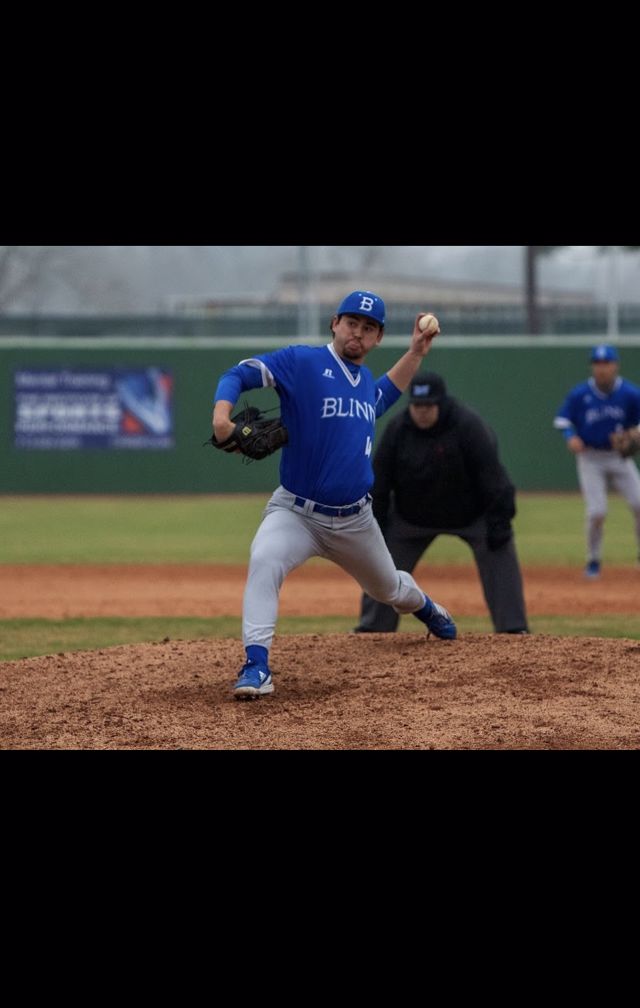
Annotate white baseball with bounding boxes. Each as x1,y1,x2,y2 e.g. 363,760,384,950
418,313,439,336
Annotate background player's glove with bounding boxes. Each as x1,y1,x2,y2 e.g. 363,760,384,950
610,428,640,458
206,406,288,461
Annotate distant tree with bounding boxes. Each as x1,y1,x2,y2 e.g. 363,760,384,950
0,246,135,314
525,246,640,334
0,247,59,312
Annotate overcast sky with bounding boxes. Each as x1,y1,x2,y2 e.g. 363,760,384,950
3,246,639,313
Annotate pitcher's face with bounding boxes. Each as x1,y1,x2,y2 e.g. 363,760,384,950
331,314,383,363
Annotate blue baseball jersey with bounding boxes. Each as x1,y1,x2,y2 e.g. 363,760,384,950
215,343,402,505
554,376,640,448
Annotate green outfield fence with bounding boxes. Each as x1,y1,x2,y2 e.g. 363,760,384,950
3,333,640,493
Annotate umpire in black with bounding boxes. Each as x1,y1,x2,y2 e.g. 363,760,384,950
354,372,529,635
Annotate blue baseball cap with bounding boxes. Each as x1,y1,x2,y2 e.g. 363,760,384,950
336,290,385,326
590,344,619,362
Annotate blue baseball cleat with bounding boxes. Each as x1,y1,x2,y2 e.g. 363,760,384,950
584,560,601,579
233,659,275,700
423,599,457,640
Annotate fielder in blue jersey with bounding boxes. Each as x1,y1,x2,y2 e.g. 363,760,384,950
213,290,457,699
554,343,640,578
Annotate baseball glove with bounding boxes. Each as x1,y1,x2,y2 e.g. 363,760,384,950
205,405,288,461
610,428,640,458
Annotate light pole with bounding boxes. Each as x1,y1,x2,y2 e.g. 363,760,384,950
524,246,540,336
297,246,320,340
606,246,619,339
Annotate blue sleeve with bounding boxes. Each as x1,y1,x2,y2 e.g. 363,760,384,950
553,389,577,439
214,363,264,405
375,373,403,418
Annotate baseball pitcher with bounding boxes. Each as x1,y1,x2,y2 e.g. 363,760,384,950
213,290,457,699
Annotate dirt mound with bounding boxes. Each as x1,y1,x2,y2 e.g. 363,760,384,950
3,562,640,749
2,633,640,750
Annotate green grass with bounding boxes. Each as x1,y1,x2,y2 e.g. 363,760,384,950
2,614,640,663
0,495,268,564
1,492,639,566
1,493,640,661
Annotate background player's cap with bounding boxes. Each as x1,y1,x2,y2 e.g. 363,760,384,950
590,344,620,362
336,290,385,326
409,372,446,404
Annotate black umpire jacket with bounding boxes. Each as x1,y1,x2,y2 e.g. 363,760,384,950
372,396,516,540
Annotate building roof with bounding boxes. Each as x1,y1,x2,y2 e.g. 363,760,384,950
164,270,596,313
274,271,596,307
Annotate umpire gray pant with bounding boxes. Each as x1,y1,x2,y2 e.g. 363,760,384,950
356,512,529,634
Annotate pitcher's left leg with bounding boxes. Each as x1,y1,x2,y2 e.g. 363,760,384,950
325,509,456,640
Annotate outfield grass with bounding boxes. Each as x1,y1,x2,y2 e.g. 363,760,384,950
1,492,639,566
0,495,263,564
1,493,639,661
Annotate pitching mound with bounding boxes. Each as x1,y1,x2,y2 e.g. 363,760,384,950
2,632,640,750
2,562,640,749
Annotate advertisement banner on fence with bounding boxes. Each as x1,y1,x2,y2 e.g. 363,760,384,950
13,367,175,450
